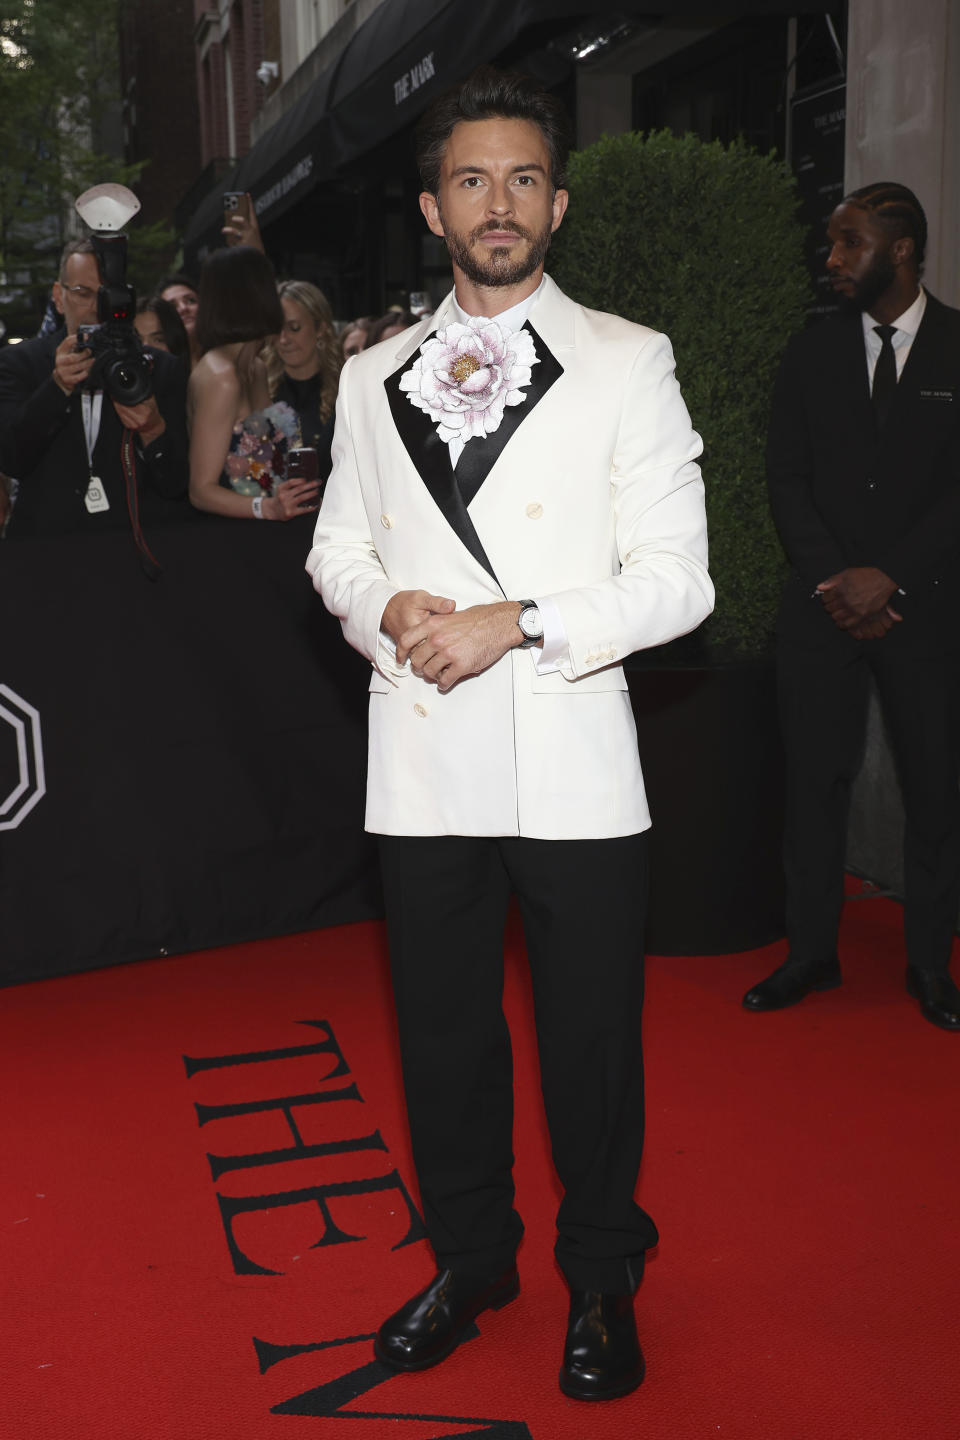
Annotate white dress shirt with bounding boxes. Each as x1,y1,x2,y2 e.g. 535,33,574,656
447,278,568,670
862,286,926,388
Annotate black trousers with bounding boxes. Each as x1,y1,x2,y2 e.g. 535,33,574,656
378,832,657,1294
778,639,960,973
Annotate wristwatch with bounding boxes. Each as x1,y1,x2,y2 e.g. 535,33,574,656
517,599,543,648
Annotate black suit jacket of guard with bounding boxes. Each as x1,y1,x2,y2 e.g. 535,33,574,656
0,329,192,538
767,292,960,653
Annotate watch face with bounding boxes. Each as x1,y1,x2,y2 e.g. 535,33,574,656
519,605,543,639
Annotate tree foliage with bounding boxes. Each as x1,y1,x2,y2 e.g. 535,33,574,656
548,130,811,656
0,0,173,332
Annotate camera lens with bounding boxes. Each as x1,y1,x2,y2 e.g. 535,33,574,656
105,352,153,405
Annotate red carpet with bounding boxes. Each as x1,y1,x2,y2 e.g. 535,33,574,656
3,881,959,1439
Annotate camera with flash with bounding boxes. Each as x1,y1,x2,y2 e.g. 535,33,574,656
73,184,154,406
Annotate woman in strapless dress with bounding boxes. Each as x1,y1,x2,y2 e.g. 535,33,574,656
187,246,320,522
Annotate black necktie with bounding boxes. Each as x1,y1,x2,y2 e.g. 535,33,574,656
871,324,897,429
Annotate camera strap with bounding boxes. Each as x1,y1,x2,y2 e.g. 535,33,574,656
120,427,162,581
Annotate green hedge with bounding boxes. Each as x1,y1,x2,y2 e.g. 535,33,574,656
548,129,810,656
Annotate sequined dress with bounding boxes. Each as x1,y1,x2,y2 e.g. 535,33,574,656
219,401,299,497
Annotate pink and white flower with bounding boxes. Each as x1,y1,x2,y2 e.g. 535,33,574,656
399,316,538,445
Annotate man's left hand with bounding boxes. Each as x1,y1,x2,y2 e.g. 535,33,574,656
849,608,901,641
398,601,522,693
113,397,166,448
817,567,899,629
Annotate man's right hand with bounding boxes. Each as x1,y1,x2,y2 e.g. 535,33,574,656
52,334,95,395
381,589,456,645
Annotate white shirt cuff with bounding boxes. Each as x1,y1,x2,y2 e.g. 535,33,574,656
530,594,569,673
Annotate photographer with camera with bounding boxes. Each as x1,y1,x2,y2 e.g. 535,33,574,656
0,236,190,543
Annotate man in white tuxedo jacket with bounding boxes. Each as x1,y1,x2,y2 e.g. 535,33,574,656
307,68,713,1401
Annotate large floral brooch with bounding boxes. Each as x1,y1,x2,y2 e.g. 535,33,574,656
399,316,538,445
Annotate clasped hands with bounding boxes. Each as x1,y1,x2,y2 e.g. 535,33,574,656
816,566,901,640
382,589,523,693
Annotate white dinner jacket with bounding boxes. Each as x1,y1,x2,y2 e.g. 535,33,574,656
307,273,713,839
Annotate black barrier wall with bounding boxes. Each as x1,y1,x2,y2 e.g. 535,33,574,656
0,516,382,987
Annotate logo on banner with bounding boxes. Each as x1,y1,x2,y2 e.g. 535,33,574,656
184,1019,532,1433
255,154,314,218
393,50,435,105
0,684,45,831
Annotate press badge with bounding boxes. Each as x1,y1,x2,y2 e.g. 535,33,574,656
84,475,110,514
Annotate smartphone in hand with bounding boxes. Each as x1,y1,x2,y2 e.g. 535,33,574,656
223,191,253,244
287,447,321,509
288,447,319,482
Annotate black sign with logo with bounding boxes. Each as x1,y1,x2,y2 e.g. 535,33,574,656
790,80,846,320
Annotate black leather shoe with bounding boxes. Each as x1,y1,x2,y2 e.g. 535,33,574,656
559,1291,645,1402
905,967,960,1031
373,1266,519,1371
742,958,842,1011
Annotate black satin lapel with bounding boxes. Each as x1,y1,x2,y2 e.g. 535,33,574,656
455,322,564,507
384,366,500,584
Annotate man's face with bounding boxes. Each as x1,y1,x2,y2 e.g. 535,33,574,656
420,117,568,289
52,252,100,335
825,203,901,313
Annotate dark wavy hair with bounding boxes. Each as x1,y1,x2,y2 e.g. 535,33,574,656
844,182,928,269
415,65,571,196
136,295,190,364
157,270,198,300
194,246,284,354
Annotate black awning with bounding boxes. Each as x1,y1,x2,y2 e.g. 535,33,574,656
322,0,835,160
184,61,339,258
183,0,836,257
322,0,587,170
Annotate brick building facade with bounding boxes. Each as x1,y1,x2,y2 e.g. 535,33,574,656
119,0,202,231
193,0,278,171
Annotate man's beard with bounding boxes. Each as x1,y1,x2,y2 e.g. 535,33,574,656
441,213,553,288
838,249,897,313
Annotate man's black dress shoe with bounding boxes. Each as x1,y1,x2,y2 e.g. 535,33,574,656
742,958,842,1011
559,1291,645,1401
906,967,960,1031
373,1266,519,1371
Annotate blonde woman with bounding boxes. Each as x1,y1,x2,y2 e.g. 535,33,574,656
265,280,342,477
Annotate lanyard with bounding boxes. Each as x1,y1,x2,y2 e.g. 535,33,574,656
80,391,104,469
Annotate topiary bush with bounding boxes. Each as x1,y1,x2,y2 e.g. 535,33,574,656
548,129,810,657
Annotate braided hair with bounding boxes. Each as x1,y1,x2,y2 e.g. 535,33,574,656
843,182,927,268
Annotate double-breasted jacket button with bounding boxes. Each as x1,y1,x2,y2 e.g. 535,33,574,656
413,703,428,717
380,513,394,528
525,502,543,519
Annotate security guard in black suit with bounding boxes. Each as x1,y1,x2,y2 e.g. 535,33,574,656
744,182,960,1031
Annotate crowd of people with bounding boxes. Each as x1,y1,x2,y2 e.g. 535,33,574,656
0,202,424,539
